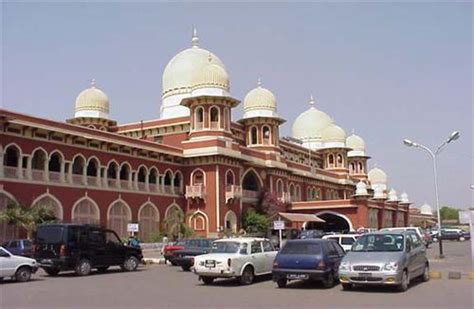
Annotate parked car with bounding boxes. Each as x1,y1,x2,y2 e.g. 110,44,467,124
432,229,469,242
193,237,278,285
2,239,33,257
33,224,143,276
338,231,429,292
0,246,38,282
163,240,187,265
322,234,360,252
379,227,429,246
173,239,215,271
299,230,324,239
272,239,345,288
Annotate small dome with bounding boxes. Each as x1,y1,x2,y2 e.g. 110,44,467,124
192,60,229,90
388,188,398,202
321,124,346,143
355,181,369,196
420,203,433,215
368,167,388,184
400,192,410,203
242,79,278,118
346,133,366,157
74,80,109,119
292,96,333,140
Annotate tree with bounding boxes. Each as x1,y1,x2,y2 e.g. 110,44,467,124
440,206,459,221
162,210,194,241
0,202,57,238
242,208,268,234
257,191,287,217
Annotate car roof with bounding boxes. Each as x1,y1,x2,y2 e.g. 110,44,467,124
214,237,268,243
323,234,359,237
363,230,411,236
286,239,329,243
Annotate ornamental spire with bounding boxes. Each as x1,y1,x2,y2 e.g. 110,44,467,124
309,94,315,106
191,25,199,48
90,78,96,88
257,77,262,87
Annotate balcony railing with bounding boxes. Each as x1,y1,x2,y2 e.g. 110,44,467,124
32,169,45,181
210,121,219,129
120,180,130,190
137,182,147,191
195,122,204,130
49,171,62,183
108,178,118,188
242,189,259,199
163,185,173,194
72,174,83,185
3,166,18,178
225,185,242,203
278,192,292,203
87,176,100,186
185,185,205,199
148,183,160,192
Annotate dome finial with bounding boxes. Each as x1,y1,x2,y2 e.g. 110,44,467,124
351,128,355,134
257,77,262,87
191,25,199,48
208,51,212,63
90,78,96,88
309,94,315,106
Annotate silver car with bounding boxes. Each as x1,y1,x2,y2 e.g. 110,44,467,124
338,231,429,292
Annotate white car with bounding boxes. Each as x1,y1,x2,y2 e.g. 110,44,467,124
193,237,278,285
322,234,360,252
380,227,425,243
0,246,38,282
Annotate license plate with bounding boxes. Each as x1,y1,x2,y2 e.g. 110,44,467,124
358,272,372,278
287,274,309,280
41,259,52,264
205,260,216,268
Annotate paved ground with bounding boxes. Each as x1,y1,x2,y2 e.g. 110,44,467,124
2,241,473,309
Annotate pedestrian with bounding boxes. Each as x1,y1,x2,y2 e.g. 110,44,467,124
127,235,140,248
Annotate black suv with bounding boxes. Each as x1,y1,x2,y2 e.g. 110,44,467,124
33,224,143,276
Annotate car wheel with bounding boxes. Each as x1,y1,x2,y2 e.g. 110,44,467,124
239,266,255,285
15,266,32,282
97,266,109,273
276,278,287,288
122,256,139,271
422,264,430,282
45,268,60,276
171,260,178,266
75,258,92,276
432,237,438,242
459,236,465,242
322,271,335,288
201,276,214,285
397,270,409,292
342,283,352,291
181,265,191,272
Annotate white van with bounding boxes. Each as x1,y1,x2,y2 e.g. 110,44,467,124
322,234,360,252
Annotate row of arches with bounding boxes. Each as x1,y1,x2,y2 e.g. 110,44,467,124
246,125,278,146
2,144,183,194
349,160,366,175
193,105,231,131
325,151,346,169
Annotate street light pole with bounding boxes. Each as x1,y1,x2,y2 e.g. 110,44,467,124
403,131,460,259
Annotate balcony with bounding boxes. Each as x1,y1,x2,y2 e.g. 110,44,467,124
3,166,18,178
210,121,219,129
49,171,62,183
185,184,205,199
163,185,173,194
225,185,242,203
278,192,292,203
71,174,83,185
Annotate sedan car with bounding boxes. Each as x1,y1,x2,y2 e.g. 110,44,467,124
193,237,278,285
0,246,38,282
272,239,345,288
173,239,215,271
338,231,429,292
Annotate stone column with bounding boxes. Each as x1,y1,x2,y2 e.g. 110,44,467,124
67,162,73,184
102,168,108,188
145,174,149,192
17,155,24,179
43,160,49,182
82,165,87,185
96,166,101,187
59,160,65,183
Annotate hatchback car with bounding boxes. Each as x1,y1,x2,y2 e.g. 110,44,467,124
272,239,345,288
338,231,429,292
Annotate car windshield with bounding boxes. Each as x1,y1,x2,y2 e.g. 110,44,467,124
211,241,241,253
280,242,321,255
353,234,404,252
36,226,64,244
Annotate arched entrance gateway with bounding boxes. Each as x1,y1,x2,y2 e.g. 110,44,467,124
241,169,262,202
305,211,353,233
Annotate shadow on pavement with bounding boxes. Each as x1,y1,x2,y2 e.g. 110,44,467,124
38,267,145,279
1,277,45,285
195,274,273,288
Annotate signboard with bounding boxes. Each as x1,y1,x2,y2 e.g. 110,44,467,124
458,210,474,225
127,223,139,232
273,220,285,230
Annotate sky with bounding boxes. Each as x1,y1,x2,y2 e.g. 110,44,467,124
2,2,472,210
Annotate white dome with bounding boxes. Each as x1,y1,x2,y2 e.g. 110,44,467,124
242,80,279,118
192,60,229,90
368,167,388,184
74,80,109,119
420,203,433,215
346,133,366,157
388,188,398,202
321,124,346,143
400,192,410,203
292,96,333,141
355,181,369,196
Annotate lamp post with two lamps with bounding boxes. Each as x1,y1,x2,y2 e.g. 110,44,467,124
403,131,460,259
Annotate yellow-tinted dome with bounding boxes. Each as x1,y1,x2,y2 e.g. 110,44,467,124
368,167,388,184
321,124,346,143
162,31,227,97
192,60,229,90
420,203,433,215
292,96,333,140
74,80,109,118
346,133,365,151
244,83,276,112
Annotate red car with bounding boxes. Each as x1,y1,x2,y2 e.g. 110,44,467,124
163,240,186,265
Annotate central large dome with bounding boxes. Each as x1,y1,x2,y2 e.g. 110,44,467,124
292,96,333,141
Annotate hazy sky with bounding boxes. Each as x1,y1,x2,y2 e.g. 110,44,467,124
2,2,472,210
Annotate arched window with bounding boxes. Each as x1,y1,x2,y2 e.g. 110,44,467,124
225,170,235,186
276,179,284,197
173,172,183,194
337,154,343,167
289,183,295,201
32,149,47,170
358,162,364,174
164,170,173,193
350,162,355,174
119,163,131,189
250,127,258,145
0,193,19,242
307,187,312,200
192,213,206,231
192,170,205,185
242,169,261,199
72,198,100,225
262,126,271,145
32,195,62,220
137,166,147,183
108,201,131,238
195,107,204,130
209,106,219,129
224,210,237,233
138,203,159,241
49,152,62,173
4,145,20,167
328,154,334,167
72,156,85,175
87,158,99,178
148,168,158,191
296,185,301,202
107,161,118,187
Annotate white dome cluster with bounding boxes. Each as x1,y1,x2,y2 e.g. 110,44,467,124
74,79,110,119
346,133,366,157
